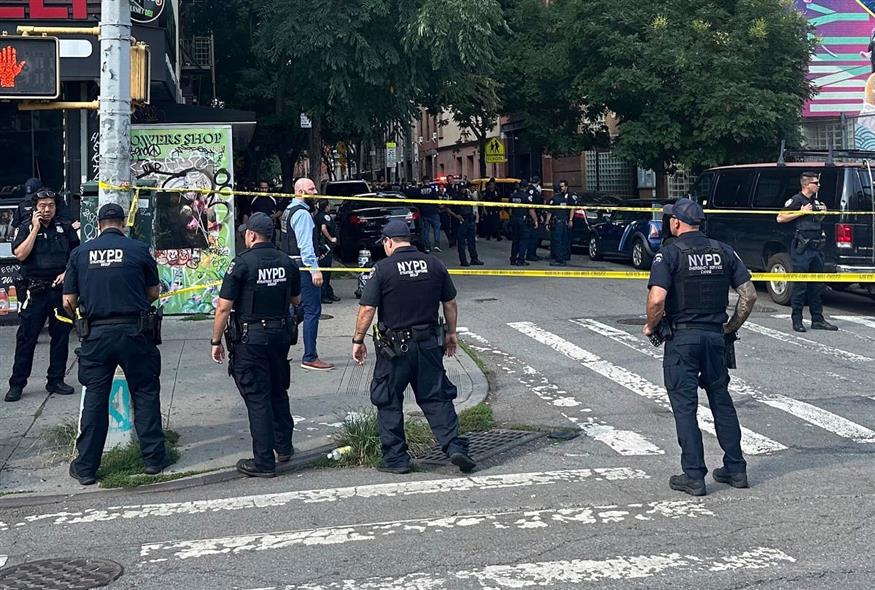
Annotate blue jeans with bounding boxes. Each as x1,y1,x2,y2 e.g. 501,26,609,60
300,271,322,362
423,214,441,250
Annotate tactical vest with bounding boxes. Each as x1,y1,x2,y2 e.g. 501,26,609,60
22,221,71,278
236,251,292,320
666,240,731,318
794,195,824,239
279,203,318,259
510,190,527,219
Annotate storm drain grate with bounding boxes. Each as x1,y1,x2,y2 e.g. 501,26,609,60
0,558,123,590
416,429,546,466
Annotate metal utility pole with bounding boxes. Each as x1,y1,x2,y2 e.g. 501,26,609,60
98,0,132,208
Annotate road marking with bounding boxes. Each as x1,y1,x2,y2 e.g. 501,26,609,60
743,321,872,362
250,546,795,589
4,468,649,531
574,319,875,444
833,315,875,330
0,555,6,568
461,330,663,456
140,500,709,562
509,322,786,455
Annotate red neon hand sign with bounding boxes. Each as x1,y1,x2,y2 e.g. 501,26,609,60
0,46,27,89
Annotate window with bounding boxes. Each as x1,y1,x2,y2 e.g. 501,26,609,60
585,151,635,195
668,168,696,199
752,171,799,209
690,172,714,205
713,171,755,209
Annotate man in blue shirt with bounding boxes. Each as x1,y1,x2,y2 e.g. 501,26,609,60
279,178,334,371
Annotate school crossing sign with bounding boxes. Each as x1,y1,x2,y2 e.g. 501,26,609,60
485,137,507,164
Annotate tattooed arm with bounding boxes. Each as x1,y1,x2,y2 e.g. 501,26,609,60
724,280,757,334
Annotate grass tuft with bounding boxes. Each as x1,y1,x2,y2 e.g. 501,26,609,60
96,430,180,488
458,403,494,433
41,418,79,461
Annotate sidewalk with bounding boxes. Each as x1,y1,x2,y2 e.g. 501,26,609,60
0,277,488,498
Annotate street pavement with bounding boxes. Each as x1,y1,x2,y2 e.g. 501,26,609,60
2,238,875,589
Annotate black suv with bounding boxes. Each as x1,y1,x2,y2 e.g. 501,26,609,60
690,162,875,304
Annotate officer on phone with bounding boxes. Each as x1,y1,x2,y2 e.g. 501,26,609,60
63,204,167,485
777,172,838,333
6,188,79,402
351,220,474,474
644,198,757,497
212,212,301,478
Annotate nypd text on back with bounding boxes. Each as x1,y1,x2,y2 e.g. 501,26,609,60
258,267,287,287
89,249,124,268
398,260,429,278
687,253,723,274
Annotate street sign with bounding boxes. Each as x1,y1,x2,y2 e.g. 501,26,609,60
300,113,312,129
0,36,60,100
131,0,165,24
485,137,507,164
386,147,398,166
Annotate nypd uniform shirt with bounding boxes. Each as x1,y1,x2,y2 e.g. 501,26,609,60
13,219,79,281
219,242,301,322
647,231,751,325
510,188,534,220
782,192,825,235
64,228,156,320
360,246,457,330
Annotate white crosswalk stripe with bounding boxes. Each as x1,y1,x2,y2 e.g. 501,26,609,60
250,546,795,589
832,315,875,331
459,329,663,456
743,321,872,362
509,322,787,455
573,319,875,444
2,468,649,532
140,499,709,563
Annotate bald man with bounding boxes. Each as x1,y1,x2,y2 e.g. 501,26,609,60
279,178,334,371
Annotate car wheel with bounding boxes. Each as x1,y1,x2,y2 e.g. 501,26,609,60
588,236,603,261
765,252,793,306
631,238,653,270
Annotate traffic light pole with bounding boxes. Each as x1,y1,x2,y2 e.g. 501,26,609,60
98,0,132,209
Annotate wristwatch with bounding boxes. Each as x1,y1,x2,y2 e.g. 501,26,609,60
352,338,365,344
210,339,222,346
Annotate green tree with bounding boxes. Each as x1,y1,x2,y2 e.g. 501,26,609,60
568,0,815,187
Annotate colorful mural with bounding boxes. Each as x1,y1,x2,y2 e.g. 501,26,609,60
130,124,235,314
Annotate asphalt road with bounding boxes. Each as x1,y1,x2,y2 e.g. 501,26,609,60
2,240,875,589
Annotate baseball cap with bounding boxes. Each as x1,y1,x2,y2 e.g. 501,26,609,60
663,198,705,225
242,212,274,238
381,219,411,239
98,203,126,221
24,178,44,195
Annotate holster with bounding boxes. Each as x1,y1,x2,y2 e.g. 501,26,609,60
648,319,674,347
224,313,240,376
287,317,299,346
373,323,398,359
75,306,90,341
724,331,739,370
139,306,164,345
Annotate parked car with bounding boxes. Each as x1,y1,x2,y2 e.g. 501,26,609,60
538,192,623,252
322,180,371,197
335,191,420,262
587,200,665,269
690,161,875,304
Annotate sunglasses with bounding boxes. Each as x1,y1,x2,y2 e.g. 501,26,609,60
35,190,56,200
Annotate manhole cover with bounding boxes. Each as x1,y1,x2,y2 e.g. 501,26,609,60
616,317,647,326
0,558,123,590
416,429,546,466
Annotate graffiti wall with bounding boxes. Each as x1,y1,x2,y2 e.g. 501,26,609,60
131,124,235,314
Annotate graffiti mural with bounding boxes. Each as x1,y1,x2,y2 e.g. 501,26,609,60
131,124,235,315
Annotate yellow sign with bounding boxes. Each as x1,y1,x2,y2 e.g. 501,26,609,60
386,141,397,149
485,137,506,164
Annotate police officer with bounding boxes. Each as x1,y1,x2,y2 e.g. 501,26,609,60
449,182,484,267
63,204,167,485
526,178,545,262
314,200,340,304
509,180,537,266
418,176,442,253
644,198,758,496
352,220,475,474
777,172,838,333
546,179,575,266
6,188,79,403
211,212,301,478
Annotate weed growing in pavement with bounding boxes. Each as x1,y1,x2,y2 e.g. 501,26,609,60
41,418,79,461
458,403,495,433
458,339,489,375
96,430,181,488
179,313,212,321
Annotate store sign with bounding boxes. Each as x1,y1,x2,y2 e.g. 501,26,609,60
131,0,164,24
0,36,60,100
0,0,88,20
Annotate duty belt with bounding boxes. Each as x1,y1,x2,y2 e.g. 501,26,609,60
90,315,140,327
672,322,723,333
242,318,290,331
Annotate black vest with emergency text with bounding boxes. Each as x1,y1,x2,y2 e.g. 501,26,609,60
666,240,731,320
279,203,319,259
235,247,295,322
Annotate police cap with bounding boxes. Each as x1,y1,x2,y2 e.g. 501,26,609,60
98,203,126,221
663,198,705,225
242,211,274,238
381,219,411,240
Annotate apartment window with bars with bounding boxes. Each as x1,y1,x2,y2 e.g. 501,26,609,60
801,118,854,150
667,168,696,199
584,151,635,195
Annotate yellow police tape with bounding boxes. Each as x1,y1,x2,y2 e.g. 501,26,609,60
97,181,873,217
155,268,875,299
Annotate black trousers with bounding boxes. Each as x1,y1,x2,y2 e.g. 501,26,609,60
457,218,479,264
663,329,746,479
10,287,71,389
321,254,335,299
790,245,825,322
230,330,294,472
440,211,456,246
510,219,528,262
370,339,467,467
74,325,165,477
